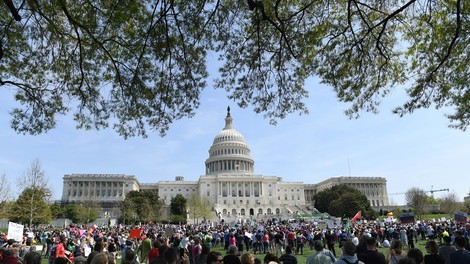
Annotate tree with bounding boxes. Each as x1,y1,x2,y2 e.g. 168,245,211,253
0,174,11,203
120,190,162,224
463,199,470,214
439,192,461,216
312,184,377,219
187,194,214,223
49,202,63,219
170,194,187,217
0,1,468,138
0,174,12,213
15,160,50,226
198,197,214,222
8,188,52,224
405,187,428,220
187,193,201,224
63,203,99,224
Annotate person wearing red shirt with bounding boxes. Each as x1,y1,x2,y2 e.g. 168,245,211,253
55,235,67,259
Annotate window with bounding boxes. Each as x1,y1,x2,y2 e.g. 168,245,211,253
207,191,210,196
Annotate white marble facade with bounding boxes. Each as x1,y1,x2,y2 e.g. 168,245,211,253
61,108,390,219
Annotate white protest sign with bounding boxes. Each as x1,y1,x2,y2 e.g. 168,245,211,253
7,221,24,242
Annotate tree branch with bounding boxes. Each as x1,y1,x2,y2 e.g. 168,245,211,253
3,0,21,21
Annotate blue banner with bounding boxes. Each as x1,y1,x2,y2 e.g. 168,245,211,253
399,213,415,224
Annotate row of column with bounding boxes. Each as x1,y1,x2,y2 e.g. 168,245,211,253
207,160,253,173
217,181,262,197
68,181,125,198
348,182,386,196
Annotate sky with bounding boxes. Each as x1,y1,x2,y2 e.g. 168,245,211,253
1,69,470,206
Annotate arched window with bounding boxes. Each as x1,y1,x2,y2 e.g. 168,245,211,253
241,209,245,215
232,209,237,215
223,209,227,215
276,208,280,214
258,208,263,215
267,208,272,215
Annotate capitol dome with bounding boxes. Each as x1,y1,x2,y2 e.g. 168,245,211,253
205,107,254,175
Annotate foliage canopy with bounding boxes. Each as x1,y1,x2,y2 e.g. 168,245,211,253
313,184,377,219
8,187,52,225
170,194,187,217
120,190,162,224
1,1,468,137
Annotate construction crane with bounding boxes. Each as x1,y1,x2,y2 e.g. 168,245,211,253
428,186,449,197
388,187,449,196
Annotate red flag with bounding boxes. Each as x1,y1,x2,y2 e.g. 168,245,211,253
351,211,361,222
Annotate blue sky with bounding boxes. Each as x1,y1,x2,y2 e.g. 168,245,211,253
1,73,469,206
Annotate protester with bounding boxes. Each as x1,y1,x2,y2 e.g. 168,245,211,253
279,246,297,264
306,240,335,264
223,246,241,264
449,236,470,264
207,252,224,264
357,237,386,264
241,253,255,264
424,241,444,264
407,248,424,264
334,241,364,264
438,236,456,264
388,240,407,264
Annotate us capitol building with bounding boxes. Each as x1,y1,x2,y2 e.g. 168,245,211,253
61,108,389,221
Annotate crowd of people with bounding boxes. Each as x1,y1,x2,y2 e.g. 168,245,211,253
0,217,469,264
